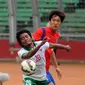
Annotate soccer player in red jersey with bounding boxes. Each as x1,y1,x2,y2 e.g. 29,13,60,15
33,10,66,85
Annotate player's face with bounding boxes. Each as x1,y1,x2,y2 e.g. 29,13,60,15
49,15,61,31
20,33,33,47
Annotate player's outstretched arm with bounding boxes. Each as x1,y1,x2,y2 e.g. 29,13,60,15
49,43,71,52
22,39,47,59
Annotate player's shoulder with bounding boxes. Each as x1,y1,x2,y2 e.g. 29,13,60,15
33,27,47,33
18,48,27,54
18,48,24,53
36,27,46,31
33,27,43,34
18,48,29,58
33,27,46,35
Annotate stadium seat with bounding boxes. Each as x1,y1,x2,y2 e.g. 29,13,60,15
0,0,85,38
75,9,85,13
62,0,79,3
16,0,33,31
40,22,47,26
62,21,85,28
0,1,8,33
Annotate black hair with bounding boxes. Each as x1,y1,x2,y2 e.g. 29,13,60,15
16,29,32,47
49,9,65,22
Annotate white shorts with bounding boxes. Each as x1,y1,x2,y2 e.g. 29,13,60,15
0,73,10,82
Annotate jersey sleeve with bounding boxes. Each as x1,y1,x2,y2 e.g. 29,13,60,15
18,48,28,60
40,42,50,51
32,28,43,41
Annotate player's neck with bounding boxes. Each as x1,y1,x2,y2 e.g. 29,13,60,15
23,42,35,51
28,42,34,48
49,27,56,33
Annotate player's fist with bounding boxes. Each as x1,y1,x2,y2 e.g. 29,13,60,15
41,37,48,44
66,45,71,52
56,67,62,79
43,37,48,41
44,36,50,41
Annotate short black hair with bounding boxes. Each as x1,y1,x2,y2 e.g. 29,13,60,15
49,9,65,22
16,29,32,46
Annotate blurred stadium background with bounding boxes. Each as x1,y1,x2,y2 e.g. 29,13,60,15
0,0,85,62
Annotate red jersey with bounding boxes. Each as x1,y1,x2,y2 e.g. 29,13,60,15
33,26,60,71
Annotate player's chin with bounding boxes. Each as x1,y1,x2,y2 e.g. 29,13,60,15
53,28,58,31
27,43,32,47
55,27,59,31
23,42,31,46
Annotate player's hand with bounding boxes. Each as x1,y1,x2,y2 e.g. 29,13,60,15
43,37,48,42
41,37,48,45
56,67,62,80
66,45,71,52
43,37,48,41
44,36,50,41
